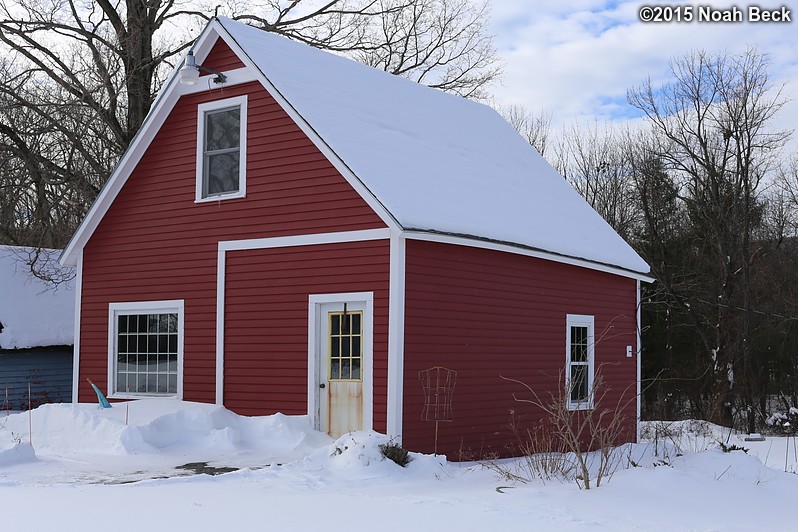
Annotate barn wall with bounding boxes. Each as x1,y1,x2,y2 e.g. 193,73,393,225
223,240,390,430
402,239,638,458
79,77,386,405
202,39,245,72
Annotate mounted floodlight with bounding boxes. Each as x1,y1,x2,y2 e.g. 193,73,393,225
179,51,227,86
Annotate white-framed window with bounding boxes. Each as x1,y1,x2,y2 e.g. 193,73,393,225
195,95,247,202
566,314,594,410
108,300,184,399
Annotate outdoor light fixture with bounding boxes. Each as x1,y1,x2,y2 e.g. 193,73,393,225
179,51,227,86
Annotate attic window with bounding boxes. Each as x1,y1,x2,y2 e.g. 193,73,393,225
195,95,248,202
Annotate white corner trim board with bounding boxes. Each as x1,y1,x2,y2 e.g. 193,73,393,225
71,251,83,403
636,279,642,442
386,230,406,441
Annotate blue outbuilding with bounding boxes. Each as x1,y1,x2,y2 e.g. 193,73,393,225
0,247,74,410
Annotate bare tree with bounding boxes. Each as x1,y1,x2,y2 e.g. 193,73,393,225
628,48,791,430
557,120,640,241
236,0,500,99
0,0,500,276
495,103,551,157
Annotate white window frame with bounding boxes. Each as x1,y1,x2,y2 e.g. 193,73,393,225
195,95,248,203
107,300,185,400
566,314,594,411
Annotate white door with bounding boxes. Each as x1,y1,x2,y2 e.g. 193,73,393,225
313,298,371,438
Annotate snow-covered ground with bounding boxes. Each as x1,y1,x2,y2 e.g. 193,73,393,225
1,402,796,531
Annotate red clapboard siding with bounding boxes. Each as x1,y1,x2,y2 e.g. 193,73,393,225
223,240,390,428
202,39,245,72
402,239,638,458
78,78,386,405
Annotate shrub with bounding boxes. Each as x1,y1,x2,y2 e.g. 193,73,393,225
379,441,410,467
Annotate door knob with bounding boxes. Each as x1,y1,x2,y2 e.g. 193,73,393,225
319,383,326,389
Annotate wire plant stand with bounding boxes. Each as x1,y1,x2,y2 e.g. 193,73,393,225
419,366,456,455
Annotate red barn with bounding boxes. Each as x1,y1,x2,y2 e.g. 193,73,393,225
60,17,651,457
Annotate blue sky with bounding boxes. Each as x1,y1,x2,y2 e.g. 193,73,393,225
486,1,798,142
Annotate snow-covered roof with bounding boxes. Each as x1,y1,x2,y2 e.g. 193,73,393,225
60,17,649,276
0,247,74,350
216,17,649,275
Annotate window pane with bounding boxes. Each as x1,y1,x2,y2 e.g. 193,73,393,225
158,334,168,352
146,374,157,394
352,358,361,380
118,315,128,333
351,313,361,334
352,336,361,357
341,359,351,380
342,337,350,358
205,152,240,195
331,314,340,335
157,374,167,394
117,371,127,394
570,364,588,402
571,326,588,362
205,108,240,151
330,359,340,380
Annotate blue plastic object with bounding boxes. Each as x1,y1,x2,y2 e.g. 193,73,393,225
89,382,112,408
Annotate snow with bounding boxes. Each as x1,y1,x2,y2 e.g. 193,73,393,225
216,18,649,275
2,402,798,530
0,247,74,349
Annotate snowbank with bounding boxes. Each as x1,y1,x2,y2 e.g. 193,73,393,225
0,400,330,465
3,404,798,530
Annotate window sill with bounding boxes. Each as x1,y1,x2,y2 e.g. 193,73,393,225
194,191,246,204
108,393,179,401
567,401,594,411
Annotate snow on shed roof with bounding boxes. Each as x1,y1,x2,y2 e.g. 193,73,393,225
217,17,649,275
0,247,74,350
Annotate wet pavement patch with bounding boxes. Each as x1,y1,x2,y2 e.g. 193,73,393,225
175,462,240,476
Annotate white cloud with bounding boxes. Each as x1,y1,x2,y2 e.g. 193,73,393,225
487,0,798,148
